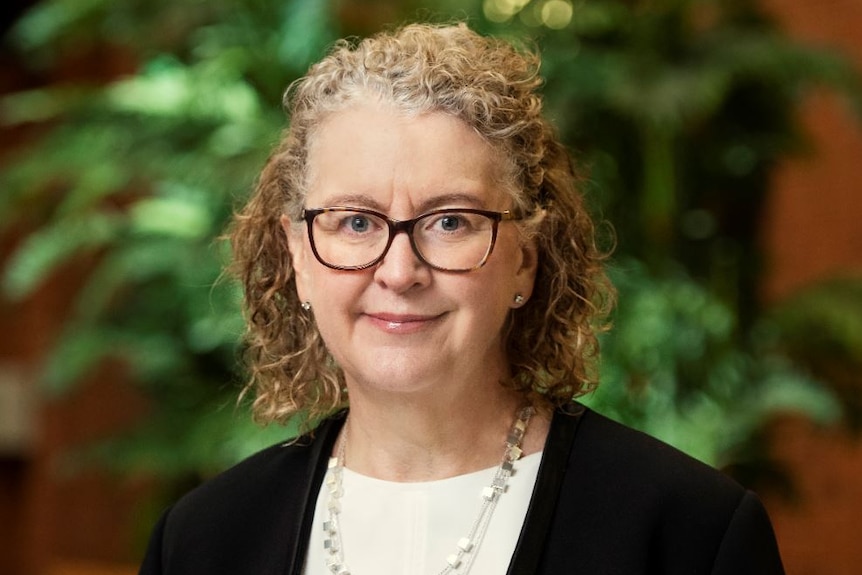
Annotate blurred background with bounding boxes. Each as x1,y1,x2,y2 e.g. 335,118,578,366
1,0,861,573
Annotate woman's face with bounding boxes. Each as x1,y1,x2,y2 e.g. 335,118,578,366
283,102,537,398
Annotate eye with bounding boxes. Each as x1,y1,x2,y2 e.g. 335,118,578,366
348,215,371,233
424,212,482,235
438,215,462,232
333,212,384,236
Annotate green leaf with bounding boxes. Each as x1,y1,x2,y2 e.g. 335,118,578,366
0,88,87,125
130,194,213,239
39,324,117,394
2,212,123,300
8,0,108,51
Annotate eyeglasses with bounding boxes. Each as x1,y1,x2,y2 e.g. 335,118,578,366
302,206,520,272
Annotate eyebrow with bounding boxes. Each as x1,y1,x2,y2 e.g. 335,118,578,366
313,193,386,211
312,192,489,214
417,193,487,212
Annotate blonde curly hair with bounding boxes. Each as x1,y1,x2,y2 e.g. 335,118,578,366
230,22,613,426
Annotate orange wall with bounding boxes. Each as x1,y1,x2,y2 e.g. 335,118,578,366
760,2,862,573
760,0,862,301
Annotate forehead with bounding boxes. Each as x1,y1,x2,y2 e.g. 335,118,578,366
304,102,513,211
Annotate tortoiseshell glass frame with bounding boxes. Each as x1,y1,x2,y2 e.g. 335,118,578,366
301,206,519,272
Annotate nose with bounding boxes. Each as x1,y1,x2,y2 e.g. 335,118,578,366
372,230,431,292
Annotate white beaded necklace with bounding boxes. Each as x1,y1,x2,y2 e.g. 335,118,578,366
321,406,535,575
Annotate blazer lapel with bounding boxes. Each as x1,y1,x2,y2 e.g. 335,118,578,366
286,412,347,575
506,403,585,575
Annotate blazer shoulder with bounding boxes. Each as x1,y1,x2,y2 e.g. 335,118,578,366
155,416,343,567
556,407,751,544
541,406,783,573
572,406,744,501
139,414,347,573
171,426,324,518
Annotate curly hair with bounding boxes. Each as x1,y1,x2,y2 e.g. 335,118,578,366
230,22,614,426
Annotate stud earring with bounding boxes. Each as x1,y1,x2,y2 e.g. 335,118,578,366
301,301,312,311
513,294,525,305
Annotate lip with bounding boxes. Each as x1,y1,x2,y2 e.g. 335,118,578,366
363,312,445,334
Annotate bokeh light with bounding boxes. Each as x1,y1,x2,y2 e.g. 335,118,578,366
483,0,533,23
540,0,574,29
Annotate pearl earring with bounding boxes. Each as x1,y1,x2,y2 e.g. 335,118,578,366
513,294,525,305
301,301,312,311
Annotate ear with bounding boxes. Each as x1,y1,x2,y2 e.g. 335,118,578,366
512,235,539,306
280,214,311,302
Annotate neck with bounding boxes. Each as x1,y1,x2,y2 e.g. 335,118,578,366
339,384,549,482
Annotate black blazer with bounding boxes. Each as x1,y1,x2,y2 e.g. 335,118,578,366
139,405,785,574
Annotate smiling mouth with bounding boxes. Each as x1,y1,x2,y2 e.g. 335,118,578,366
365,312,444,333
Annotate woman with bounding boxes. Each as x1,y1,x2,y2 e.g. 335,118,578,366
140,23,785,574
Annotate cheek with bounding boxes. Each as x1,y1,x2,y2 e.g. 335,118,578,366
456,274,516,330
308,268,368,313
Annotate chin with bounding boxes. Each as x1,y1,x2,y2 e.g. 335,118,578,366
347,357,445,393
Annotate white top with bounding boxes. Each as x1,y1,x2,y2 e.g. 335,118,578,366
303,451,543,575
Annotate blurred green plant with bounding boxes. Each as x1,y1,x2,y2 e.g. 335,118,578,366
0,0,342,480
1,0,860,495
472,0,861,473
767,277,862,431
497,0,862,319
588,260,840,470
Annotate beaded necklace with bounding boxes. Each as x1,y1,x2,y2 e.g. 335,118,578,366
321,406,535,575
